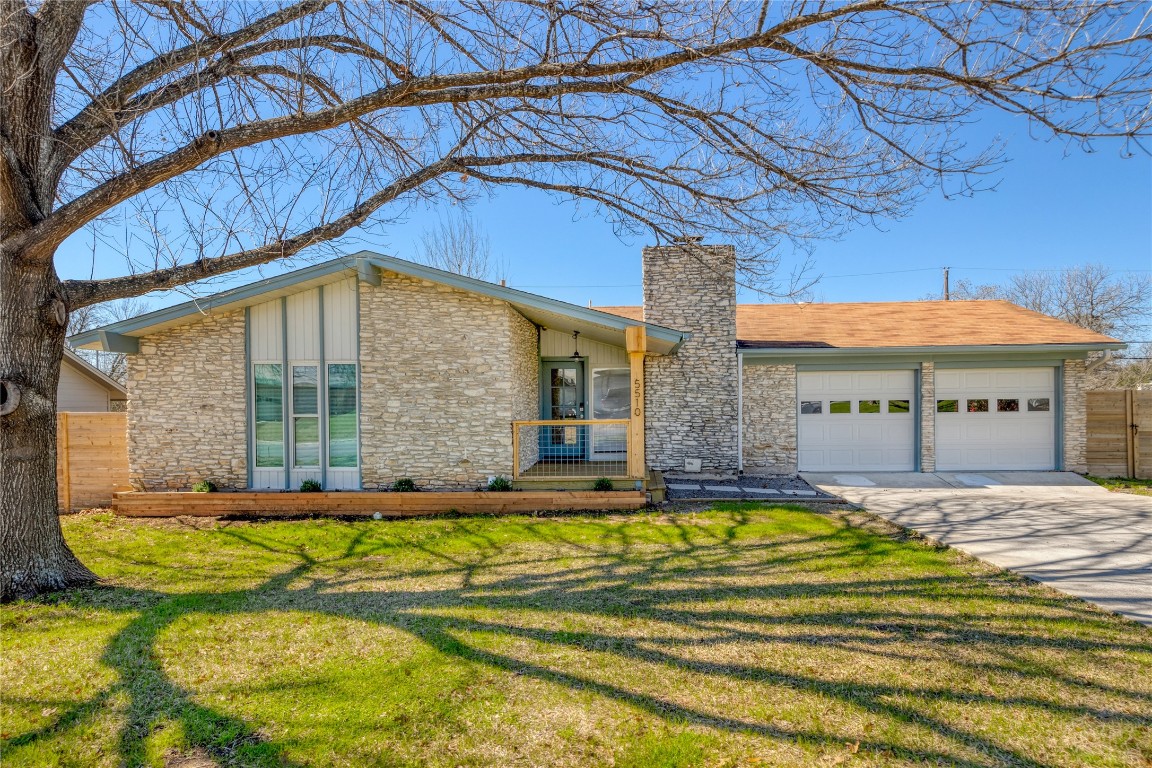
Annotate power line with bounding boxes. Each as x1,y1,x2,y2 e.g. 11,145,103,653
820,267,939,279
956,266,1152,273
512,265,1152,289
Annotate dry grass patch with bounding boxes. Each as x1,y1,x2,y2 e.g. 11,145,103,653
1,506,1150,767
1087,476,1152,497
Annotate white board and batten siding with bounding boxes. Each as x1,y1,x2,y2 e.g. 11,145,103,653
58,362,112,411
934,367,1056,471
540,329,628,368
249,298,285,490
320,278,359,490
249,278,359,490
797,370,917,472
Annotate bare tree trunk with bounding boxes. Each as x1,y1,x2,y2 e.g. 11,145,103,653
0,255,97,601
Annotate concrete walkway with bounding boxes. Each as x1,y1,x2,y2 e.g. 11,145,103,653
802,472,1152,626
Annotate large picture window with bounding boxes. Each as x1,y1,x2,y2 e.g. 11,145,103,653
328,363,358,468
253,364,284,467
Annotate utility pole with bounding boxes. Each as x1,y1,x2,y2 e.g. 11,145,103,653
943,267,950,301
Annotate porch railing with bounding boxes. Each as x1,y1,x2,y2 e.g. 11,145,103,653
512,419,639,480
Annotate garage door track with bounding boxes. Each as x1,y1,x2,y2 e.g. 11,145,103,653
803,472,1152,626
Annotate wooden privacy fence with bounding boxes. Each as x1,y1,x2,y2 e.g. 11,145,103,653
57,412,131,511
1086,390,1151,479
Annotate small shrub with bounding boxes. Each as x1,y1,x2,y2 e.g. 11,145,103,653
391,477,418,493
593,477,614,492
191,480,217,493
487,476,513,492
300,479,322,493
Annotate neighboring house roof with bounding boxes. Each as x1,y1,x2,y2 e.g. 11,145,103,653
62,348,129,398
69,251,689,356
596,301,1124,350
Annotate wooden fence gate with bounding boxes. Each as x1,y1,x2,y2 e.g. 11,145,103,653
57,412,131,511
1086,390,1151,479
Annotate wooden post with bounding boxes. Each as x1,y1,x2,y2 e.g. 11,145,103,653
511,422,521,479
58,412,71,512
1126,389,1136,479
625,326,646,480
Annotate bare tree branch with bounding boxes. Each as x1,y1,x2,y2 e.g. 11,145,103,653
2,0,1150,294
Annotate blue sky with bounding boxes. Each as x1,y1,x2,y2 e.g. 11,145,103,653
57,109,1151,340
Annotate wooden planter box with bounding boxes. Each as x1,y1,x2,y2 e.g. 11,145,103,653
112,489,648,518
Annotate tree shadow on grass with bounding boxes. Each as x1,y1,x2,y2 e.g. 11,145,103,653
6,509,1152,767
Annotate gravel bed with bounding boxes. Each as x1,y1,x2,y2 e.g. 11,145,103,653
660,473,837,501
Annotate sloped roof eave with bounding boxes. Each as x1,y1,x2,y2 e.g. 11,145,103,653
62,348,129,396
68,251,690,355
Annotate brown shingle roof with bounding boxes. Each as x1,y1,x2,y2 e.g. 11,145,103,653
594,301,1121,348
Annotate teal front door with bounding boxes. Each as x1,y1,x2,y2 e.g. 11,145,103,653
540,361,585,459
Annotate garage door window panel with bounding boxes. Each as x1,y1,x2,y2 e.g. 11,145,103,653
1028,398,1050,412
997,399,1019,412
889,399,910,413
830,400,851,414
967,399,989,413
937,399,958,413
859,400,880,414
800,401,823,414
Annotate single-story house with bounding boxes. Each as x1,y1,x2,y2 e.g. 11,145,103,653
70,244,1123,491
59,348,129,412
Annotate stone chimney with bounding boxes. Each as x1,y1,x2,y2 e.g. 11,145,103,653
642,241,739,472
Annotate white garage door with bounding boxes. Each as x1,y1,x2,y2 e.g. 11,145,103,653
935,367,1056,471
797,371,916,472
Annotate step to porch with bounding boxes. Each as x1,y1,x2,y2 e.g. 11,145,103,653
513,468,663,497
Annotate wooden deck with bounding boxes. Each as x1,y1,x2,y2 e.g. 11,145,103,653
113,489,648,518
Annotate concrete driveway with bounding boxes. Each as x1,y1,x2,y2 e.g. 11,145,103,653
802,472,1152,626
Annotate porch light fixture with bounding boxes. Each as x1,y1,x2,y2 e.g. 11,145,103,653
570,330,583,360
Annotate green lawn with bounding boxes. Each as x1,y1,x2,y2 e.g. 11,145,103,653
2,506,1150,768
1087,476,1152,497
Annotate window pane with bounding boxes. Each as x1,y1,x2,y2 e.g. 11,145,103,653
888,399,910,414
937,399,958,413
830,400,851,414
294,416,320,467
800,400,822,414
593,424,627,453
293,366,318,415
592,369,630,420
254,364,283,467
997,399,1019,412
1028,398,1050,412
967,399,989,413
328,364,358,467
859,399,880,414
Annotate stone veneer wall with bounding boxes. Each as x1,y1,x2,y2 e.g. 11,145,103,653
510,312,541,474
358,274,539,489
126,310,248,490
919,362,936,472
1062,358,1087,473
641,244,739,472
741,363,797,473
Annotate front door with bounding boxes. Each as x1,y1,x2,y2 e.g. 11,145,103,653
540,360,585,459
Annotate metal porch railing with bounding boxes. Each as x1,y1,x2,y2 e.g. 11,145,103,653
512,419,638,480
